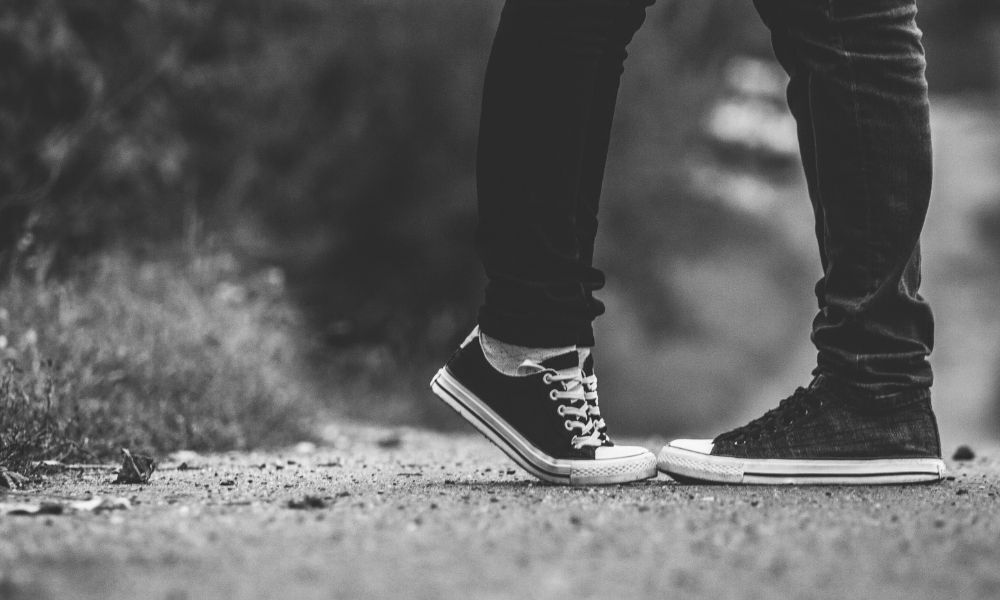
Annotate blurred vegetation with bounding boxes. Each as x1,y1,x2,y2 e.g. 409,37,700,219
0,0,495,340
1,0,998,463
0,251,320,470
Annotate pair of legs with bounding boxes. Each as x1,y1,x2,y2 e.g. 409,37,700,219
432,0,944,485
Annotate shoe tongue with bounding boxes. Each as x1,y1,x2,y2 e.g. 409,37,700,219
539,350,580,371
515,350,579,376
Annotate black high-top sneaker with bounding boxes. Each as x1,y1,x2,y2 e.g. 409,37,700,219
430,329,657,485
658,375,945,485
581,354,612,446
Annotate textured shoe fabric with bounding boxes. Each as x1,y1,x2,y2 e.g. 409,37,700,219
430,329,657,485
658,376,946,485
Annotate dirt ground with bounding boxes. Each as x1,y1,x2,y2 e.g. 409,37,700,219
1,424,998,600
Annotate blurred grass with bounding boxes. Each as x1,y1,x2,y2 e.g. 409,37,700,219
0,250,321,471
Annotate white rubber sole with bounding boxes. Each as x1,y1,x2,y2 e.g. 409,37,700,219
658,442,946,485
430,368,657,485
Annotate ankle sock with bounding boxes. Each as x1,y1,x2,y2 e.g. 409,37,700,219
480,332,575,377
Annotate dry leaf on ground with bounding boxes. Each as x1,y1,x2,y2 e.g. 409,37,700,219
114,448,156,484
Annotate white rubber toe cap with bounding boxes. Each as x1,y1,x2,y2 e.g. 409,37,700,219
666,439,714,455
594,445,654,460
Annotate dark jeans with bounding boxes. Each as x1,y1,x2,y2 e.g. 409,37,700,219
475,0,934,394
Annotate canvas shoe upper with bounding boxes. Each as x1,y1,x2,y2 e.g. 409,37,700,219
431,328,657,485
658,375,945,485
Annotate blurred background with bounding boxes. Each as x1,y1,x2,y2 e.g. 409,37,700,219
1,0,998,464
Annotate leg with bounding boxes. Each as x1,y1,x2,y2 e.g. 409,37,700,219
475,0,652,348
574,0,654,346
658,0,943,485
756,0,935,395
432,1,658,485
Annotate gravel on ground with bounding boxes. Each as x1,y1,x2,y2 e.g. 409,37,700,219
1,424,998,600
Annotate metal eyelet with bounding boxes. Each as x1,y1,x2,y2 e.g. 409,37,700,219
542,373,553,384
549,389,559,401
564,421,575,431
556,405,566,416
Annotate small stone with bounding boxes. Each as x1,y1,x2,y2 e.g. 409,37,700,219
287,496,327,510
956,489,969,496
377,433,402,449
952,446,975,461
569,515,582,526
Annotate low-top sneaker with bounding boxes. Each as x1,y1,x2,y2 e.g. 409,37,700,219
431,329,657,485
658,375,945,485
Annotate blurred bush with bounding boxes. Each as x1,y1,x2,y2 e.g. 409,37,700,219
0,251,320,468
0,0,496,349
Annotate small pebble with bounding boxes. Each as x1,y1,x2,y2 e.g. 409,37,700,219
377,434,402,449
952,445,975,461
288,496,326,510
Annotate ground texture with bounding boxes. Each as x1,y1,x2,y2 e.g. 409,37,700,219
1,425,998,600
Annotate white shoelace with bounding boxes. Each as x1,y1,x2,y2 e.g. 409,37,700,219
541,366,603,450
582,373,608,436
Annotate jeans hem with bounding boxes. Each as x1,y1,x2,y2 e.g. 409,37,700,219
478,311,594,348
